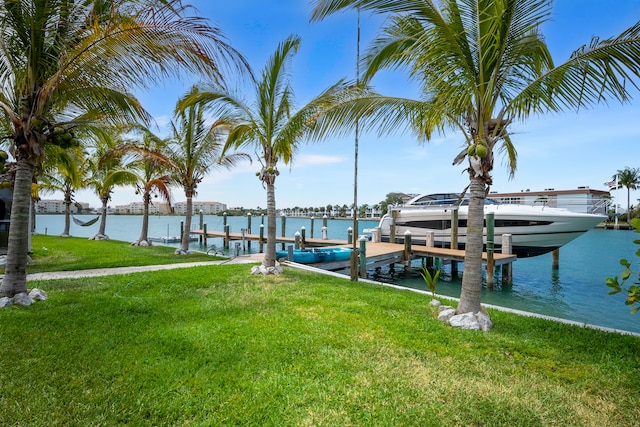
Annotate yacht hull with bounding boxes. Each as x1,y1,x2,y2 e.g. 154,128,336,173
377,204,606,258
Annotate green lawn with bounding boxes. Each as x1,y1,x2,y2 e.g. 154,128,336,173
22,235,217,273
0,236,638,426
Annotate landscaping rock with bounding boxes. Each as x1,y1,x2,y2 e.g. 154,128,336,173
0,297,11,308
29,288,48,301
476,311,493,332
448,311,493,331
251,264,283,275
12,293,33,306
438,307,456,322
430,299,441,307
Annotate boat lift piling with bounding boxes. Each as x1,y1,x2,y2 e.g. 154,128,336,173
451,209,459,277
281,215,287,250
247,213,252,251
486,213,495,289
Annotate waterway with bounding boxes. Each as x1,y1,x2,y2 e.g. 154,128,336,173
34,214,640,334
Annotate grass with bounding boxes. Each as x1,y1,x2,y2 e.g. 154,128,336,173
0,236,639,426
20,235,218,273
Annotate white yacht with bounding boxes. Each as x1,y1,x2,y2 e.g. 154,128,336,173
376,193,607,258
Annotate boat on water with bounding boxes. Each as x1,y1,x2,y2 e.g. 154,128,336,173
375,193,607,258
276,247,353,264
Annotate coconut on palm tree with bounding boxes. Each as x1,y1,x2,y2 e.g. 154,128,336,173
311,0,640,314
0,0,249,297
179,36,351,268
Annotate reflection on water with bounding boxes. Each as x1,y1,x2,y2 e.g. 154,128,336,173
34,215,640,334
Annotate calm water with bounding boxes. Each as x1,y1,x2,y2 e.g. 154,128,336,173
34,214,640,334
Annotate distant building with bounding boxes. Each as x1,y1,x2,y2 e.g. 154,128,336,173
173,201,227,215
36,199,90,214
488,187,610,215
115,202,172,215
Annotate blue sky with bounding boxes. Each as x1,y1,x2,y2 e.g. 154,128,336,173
74,1,640,211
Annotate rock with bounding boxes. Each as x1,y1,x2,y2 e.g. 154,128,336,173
251,264,283,275
449,312,479,330
12,293,33,306
438,307,456,322
0,297,11,308
29,288,48,301
476,311,493,332
448,311,493,331
430,299,441,307
174,249,191,255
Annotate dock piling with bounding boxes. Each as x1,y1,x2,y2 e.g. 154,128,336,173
403,230,412,269
359,236,367,278
247,213,252,251
501,234,513,285
486,213,495,289
259,224,264,253
451,209,459,277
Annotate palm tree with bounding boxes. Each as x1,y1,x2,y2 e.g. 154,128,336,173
169,88,250,255
615,167,640,220
179,36,350,268
86,128,139,240
0,0,249,296
39,144,87,236
311,0,640,314
109,126,175,246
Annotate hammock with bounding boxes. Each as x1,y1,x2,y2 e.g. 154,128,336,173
72,215,100,227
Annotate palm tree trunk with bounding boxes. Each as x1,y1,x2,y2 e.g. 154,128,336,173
264,181,277,267
180,194,193,252
0,157,34,297
96,197,108,238
457,177,485,314
62,188,71,236
138,191,151,244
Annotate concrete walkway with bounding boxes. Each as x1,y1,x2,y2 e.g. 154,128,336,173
26,253,264,281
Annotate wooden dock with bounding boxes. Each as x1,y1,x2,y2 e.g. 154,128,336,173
191,229,517,280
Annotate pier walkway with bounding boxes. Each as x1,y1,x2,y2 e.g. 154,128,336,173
191,229,517,276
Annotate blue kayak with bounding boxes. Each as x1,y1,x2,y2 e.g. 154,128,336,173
276,247,353,264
